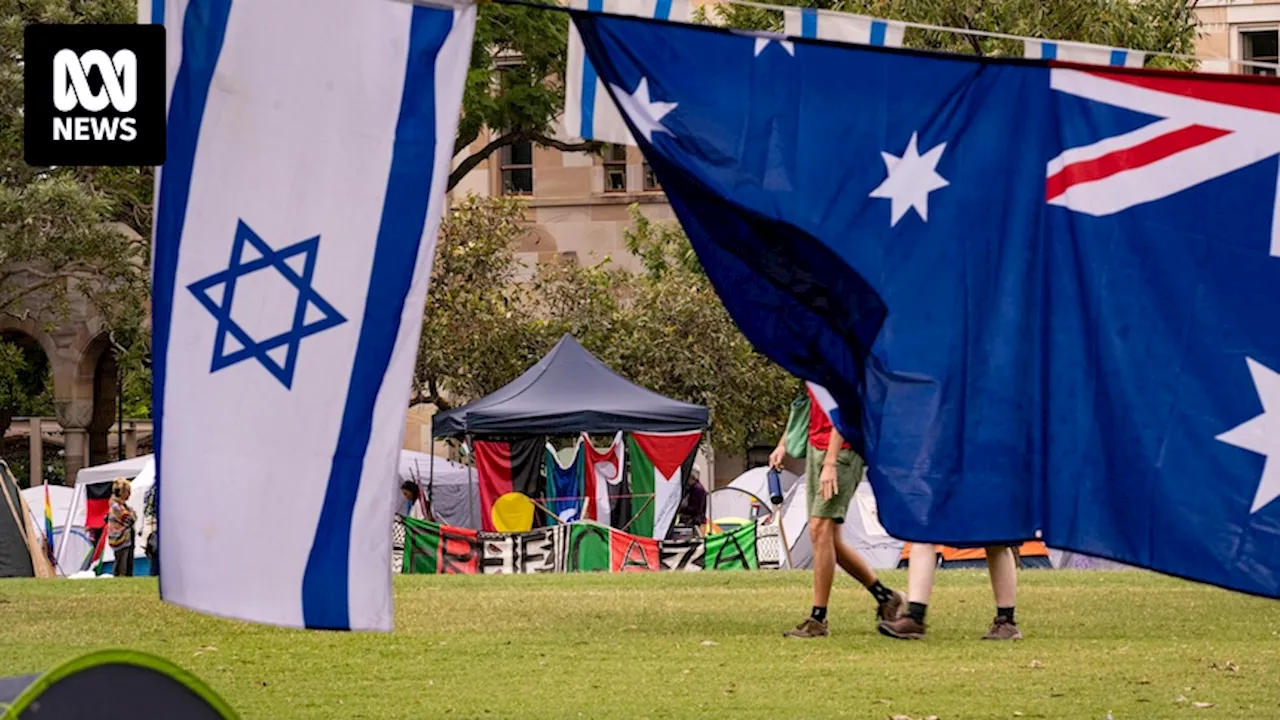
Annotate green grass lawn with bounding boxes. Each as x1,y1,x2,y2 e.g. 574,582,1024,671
1,570,1277,719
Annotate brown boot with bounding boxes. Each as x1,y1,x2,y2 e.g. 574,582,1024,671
783,617,830,638
877,589,907,622
878,614,926,640
982,615,1023,640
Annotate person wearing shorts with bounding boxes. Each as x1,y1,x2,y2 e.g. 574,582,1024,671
772,382,905,638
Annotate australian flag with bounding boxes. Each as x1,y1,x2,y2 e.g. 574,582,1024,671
571,12,1280,596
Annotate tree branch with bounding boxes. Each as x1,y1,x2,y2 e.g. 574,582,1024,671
446,131,607,192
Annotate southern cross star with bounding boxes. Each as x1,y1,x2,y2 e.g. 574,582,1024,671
1217,357,1280,514
608,77,677,143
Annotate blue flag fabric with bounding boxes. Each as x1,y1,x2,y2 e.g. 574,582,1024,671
571,12,1280,596
546,444,585,523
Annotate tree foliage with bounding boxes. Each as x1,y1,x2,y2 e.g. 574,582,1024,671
415,197,799,453
449,2,601,190
1,0,152,422
714,0,1199,68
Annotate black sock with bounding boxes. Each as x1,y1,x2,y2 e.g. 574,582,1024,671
907,602,927,624
811,606,828,623
998,606,1016,624
867,580,895,605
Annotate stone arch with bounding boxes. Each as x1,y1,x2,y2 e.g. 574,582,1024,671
1,305,110,483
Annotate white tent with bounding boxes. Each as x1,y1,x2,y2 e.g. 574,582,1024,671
398,450,478,528
780,472,905,570
53,455,155,574
709,466,799,527
20,484,76,567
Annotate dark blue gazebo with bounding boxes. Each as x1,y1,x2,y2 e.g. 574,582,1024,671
432,335,708,437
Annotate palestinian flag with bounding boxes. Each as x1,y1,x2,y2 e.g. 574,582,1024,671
84,482,113,532
474,437,544,532
626,431,701,539
544,442,584,523
582,432,624,526
401,516,481,574
704,522,759,570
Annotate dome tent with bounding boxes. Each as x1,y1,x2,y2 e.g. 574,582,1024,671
0,650,236,719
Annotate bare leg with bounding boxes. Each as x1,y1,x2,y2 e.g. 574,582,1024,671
810,518,836,607
834,533,879,587
986,545,1017,607
908,543,937,604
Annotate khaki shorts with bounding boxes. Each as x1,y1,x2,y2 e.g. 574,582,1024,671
805,444,864,521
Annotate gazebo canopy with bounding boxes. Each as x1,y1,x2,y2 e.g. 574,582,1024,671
432,335,709,437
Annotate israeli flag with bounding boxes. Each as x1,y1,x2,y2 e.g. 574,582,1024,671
563,0,691,145
782,8,905,48
152,0,475,631
1023,39,1144,68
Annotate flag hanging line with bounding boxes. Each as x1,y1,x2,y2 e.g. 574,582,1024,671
410,0,1280,74
703,0,1280,73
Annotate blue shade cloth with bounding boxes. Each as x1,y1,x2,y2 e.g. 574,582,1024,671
571,11,1280,597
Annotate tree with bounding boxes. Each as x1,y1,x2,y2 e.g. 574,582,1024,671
0,0,153,423
714,0,1199,66
449,2,603,190
414,197,799,453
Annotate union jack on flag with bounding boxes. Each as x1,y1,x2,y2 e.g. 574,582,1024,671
1046,67,1280,255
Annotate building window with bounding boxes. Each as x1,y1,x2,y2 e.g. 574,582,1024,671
643,162,662,191
500,141,533,195
1242,29,1278,76
603,144,627,193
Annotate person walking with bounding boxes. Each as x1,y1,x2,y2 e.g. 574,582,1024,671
878,543,1022,640
773,382,904,638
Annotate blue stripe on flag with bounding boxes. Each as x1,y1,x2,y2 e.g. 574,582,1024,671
800,8,817,38
152,0,164,25
869,20,886,46
1109,49,1127,66
654,0,672,21
580,0,605,139
1040,42,1058,60
152,0,233,602
300,5,453,631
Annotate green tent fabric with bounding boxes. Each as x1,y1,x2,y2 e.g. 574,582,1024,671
783,395,810,459
0,649,237,719
704,522,759,570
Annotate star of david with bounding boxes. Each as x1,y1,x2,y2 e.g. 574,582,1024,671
187,220,346,389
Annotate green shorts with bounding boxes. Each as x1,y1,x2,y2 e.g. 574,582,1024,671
805,443,864,521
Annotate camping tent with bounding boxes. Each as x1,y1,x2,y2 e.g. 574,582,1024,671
19,484,75,570
782,475,906,570
53,455,155,574
709,466,801,527
398,450,478,528
432,335,709,437
0,461,54,578
0,650,236,718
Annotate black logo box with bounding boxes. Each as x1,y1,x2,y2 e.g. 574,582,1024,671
24,24,166,167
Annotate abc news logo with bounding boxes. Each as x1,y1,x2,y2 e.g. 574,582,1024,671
25,24,165,166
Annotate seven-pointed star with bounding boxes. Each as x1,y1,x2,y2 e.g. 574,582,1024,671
608,77,677,143
187,220,346,390
1217,357,1280,514
753,35,795,56
869,132,950,226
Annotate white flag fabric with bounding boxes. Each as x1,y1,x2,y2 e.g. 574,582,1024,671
152,0,475,631
564,0,691,145
1023,39,1144,68
782,8,905,48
